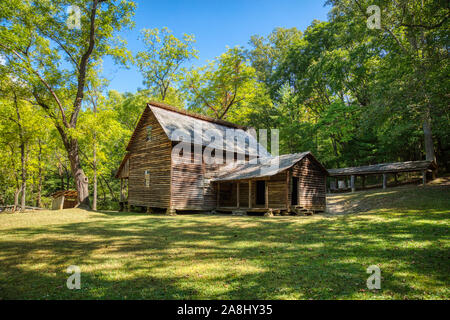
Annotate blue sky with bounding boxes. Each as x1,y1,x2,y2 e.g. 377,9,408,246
103,0,330,93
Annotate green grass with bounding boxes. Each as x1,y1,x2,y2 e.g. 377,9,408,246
0,184,449,300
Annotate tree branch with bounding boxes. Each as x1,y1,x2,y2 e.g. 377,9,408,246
354,0,409,55
70,0,100,128
0,42,69,127
401,13,449,30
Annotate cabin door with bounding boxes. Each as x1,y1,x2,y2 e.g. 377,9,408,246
256,181,266,206
291,177,298,205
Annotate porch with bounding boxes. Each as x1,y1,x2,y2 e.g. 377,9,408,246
214,174,309,215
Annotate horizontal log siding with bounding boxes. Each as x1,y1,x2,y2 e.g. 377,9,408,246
218,182,237,207
171,154,232,210
268,172,288,208
287,171,292,206
239,182,249,208
128,110,171,208
292,156,326,210
171,153,204,210
117,159,129,178
203,162,222,210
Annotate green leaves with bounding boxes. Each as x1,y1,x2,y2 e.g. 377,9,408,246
135,27,197,102
184,47,263,120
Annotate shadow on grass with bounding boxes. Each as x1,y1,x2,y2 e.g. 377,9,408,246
0,197,449,299
327,184,450,215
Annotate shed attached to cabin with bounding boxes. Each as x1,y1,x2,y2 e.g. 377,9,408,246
212,153,328,214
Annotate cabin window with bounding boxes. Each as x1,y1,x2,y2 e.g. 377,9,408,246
146,126,152,141
144,170,150,187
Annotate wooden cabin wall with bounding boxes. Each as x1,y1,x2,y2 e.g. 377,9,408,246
291,156,326,210
218,182,237,207
203,153,248,209
118,158,129,179
171,149,241,210
239,182,249,207
267,172,288,208
171,150,204,210
287,171,292,205
128,110,171,208
203,162,223,210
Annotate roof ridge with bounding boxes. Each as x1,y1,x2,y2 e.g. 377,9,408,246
148,101,247,130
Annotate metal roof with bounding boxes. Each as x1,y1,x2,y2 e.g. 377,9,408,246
328,160,437,177
150,104,271,157
212,152,327,181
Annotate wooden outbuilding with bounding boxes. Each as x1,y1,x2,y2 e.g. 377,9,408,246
116,101,328,215
328,160,437,192
51,190,78,210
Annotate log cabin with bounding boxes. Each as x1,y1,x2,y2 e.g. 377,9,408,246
115,101,329,215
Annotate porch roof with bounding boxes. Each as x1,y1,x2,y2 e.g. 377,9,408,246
212,152,328,182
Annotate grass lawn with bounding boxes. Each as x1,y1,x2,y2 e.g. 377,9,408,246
0,183,449,300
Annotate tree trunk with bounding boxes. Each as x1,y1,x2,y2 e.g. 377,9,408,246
93,134,97,211
98,176,107,204
100,175,118,202
15,95,26,212
330,134,340,167
423,109,435,162
67,139,90,209
20,143,26,211
36,140,43,208
57,161,64,190
92,93,98,211
13,186,21,213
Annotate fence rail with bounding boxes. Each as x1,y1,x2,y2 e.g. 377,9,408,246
0,205,45,212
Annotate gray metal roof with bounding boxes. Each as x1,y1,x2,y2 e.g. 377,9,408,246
150,105,271,157
328,160,436,177
212,152,312,181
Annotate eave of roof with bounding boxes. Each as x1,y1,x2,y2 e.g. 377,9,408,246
114,153,130,178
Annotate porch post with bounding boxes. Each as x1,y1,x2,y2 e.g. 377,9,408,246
422,170,426,185
120,179,124,202
350,175,355,192
265,180,269,209
382,174,387,189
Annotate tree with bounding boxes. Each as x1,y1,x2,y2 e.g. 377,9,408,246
247,27,303,93
0,0,136,207
0,76,51,211
185,47,264,120
136,27,197,102
327,0,450,163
